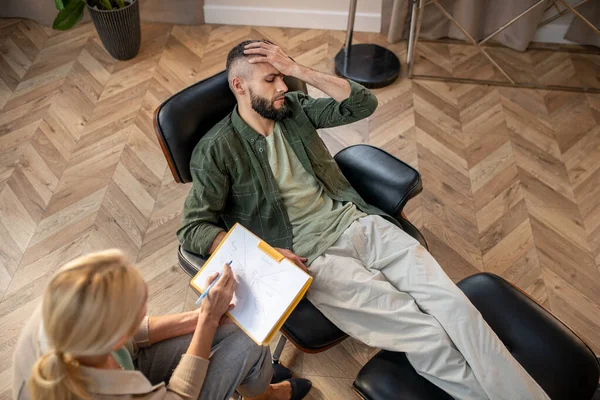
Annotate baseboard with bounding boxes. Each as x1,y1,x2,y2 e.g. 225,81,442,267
204,5,381,33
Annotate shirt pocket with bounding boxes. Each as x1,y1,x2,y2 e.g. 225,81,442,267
228,183,255,217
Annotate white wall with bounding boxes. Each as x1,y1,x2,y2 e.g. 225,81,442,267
533,0,576,44
204,0,382,32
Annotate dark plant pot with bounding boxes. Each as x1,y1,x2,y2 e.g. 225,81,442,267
86,0,141,61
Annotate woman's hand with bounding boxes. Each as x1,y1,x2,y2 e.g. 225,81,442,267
187,264,235,359
199,263,236,325
275,248,309,273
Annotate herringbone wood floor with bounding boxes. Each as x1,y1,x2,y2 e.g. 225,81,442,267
0,19,599,399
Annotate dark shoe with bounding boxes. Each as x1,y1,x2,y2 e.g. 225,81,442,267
271,362,293,384
288,378,312,400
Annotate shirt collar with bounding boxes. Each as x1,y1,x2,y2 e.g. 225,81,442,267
231,104,264,143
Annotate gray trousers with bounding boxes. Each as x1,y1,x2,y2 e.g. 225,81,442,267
134,323,273,399
307,215,550,400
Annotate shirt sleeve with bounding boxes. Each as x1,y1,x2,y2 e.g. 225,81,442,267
132,316,151,348
295,80,378,129
165,354,210,399
136,355,210,400
177,142,228,256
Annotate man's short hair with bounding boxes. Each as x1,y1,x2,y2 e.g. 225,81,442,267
226,39,264,87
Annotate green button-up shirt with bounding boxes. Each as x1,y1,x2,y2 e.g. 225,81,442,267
177,80,401,257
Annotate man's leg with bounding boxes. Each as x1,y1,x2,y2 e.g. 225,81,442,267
135,323,273,400
307,232,488,400
354,215,549,400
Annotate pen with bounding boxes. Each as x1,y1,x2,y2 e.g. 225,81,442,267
196,260,232,304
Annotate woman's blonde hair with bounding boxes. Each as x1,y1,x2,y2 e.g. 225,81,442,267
28,249,147,400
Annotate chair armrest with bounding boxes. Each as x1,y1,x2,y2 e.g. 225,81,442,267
178,246,206,278
334,145,422,217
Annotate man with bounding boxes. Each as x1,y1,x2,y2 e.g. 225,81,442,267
178,39,550,400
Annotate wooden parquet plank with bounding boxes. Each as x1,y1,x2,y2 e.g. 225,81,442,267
487,46,538,84
78,25,171,260
543,267,600,352
455,83,544,296
369,78,415,163
156,27,209,93
415,79,480,263
544,90,597,154
413,41,454,78
447,44,495,81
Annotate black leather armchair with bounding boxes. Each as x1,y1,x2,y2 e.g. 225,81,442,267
153,71,426,358
354,273,600,400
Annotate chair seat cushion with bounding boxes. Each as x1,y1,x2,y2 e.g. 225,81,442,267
281,298,347,351
353,273,600,400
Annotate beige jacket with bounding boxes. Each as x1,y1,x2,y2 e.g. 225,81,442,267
12,306,209,400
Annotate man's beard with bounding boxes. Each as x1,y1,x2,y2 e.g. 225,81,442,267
249,88,292,122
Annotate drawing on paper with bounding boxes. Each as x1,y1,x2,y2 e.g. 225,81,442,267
192,224,311,343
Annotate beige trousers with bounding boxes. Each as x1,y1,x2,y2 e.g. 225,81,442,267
307,215,549,400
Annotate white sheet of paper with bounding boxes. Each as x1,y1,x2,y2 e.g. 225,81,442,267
192,224,311,344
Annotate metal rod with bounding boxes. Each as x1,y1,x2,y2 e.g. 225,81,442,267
417,37,599,54
538,7,570,28
550,0,562,14
431,0,515,84
408,0,425,78
411,73,600,94
558,0,599,34
406,0,418,66
344,0,358,51
538,0,592,29
272,335,287,363
479,0,546,46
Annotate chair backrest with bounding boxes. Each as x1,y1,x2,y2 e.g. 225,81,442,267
154,70,308,183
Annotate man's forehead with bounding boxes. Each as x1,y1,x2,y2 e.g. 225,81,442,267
251,62,282,77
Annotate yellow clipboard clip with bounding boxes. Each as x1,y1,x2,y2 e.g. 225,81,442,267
258,241,285,263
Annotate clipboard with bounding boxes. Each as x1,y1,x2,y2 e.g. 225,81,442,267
190,223,313,345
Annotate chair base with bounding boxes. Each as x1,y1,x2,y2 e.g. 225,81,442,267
334,44,400,89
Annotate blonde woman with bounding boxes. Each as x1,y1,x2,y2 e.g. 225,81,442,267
12,249,311,400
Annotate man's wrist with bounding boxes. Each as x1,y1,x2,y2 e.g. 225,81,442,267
290,63,310,81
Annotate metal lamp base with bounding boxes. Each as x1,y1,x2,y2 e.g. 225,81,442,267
334,44,401,89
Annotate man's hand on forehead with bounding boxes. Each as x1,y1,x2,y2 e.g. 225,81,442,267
244,41,298,77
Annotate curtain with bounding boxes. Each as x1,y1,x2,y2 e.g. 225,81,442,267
564,1,600,47
0,0,205,26
382,0,599,50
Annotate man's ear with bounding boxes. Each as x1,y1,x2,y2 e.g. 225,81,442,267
231,77,245,95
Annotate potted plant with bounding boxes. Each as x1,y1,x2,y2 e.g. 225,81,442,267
53,0,141,61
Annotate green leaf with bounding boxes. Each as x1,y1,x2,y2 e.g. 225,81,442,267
115,0,126,8
100,0,113,10
52,0,85,30
55,0,76,10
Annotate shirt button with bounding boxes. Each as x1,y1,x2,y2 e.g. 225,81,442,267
259,148,264,152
